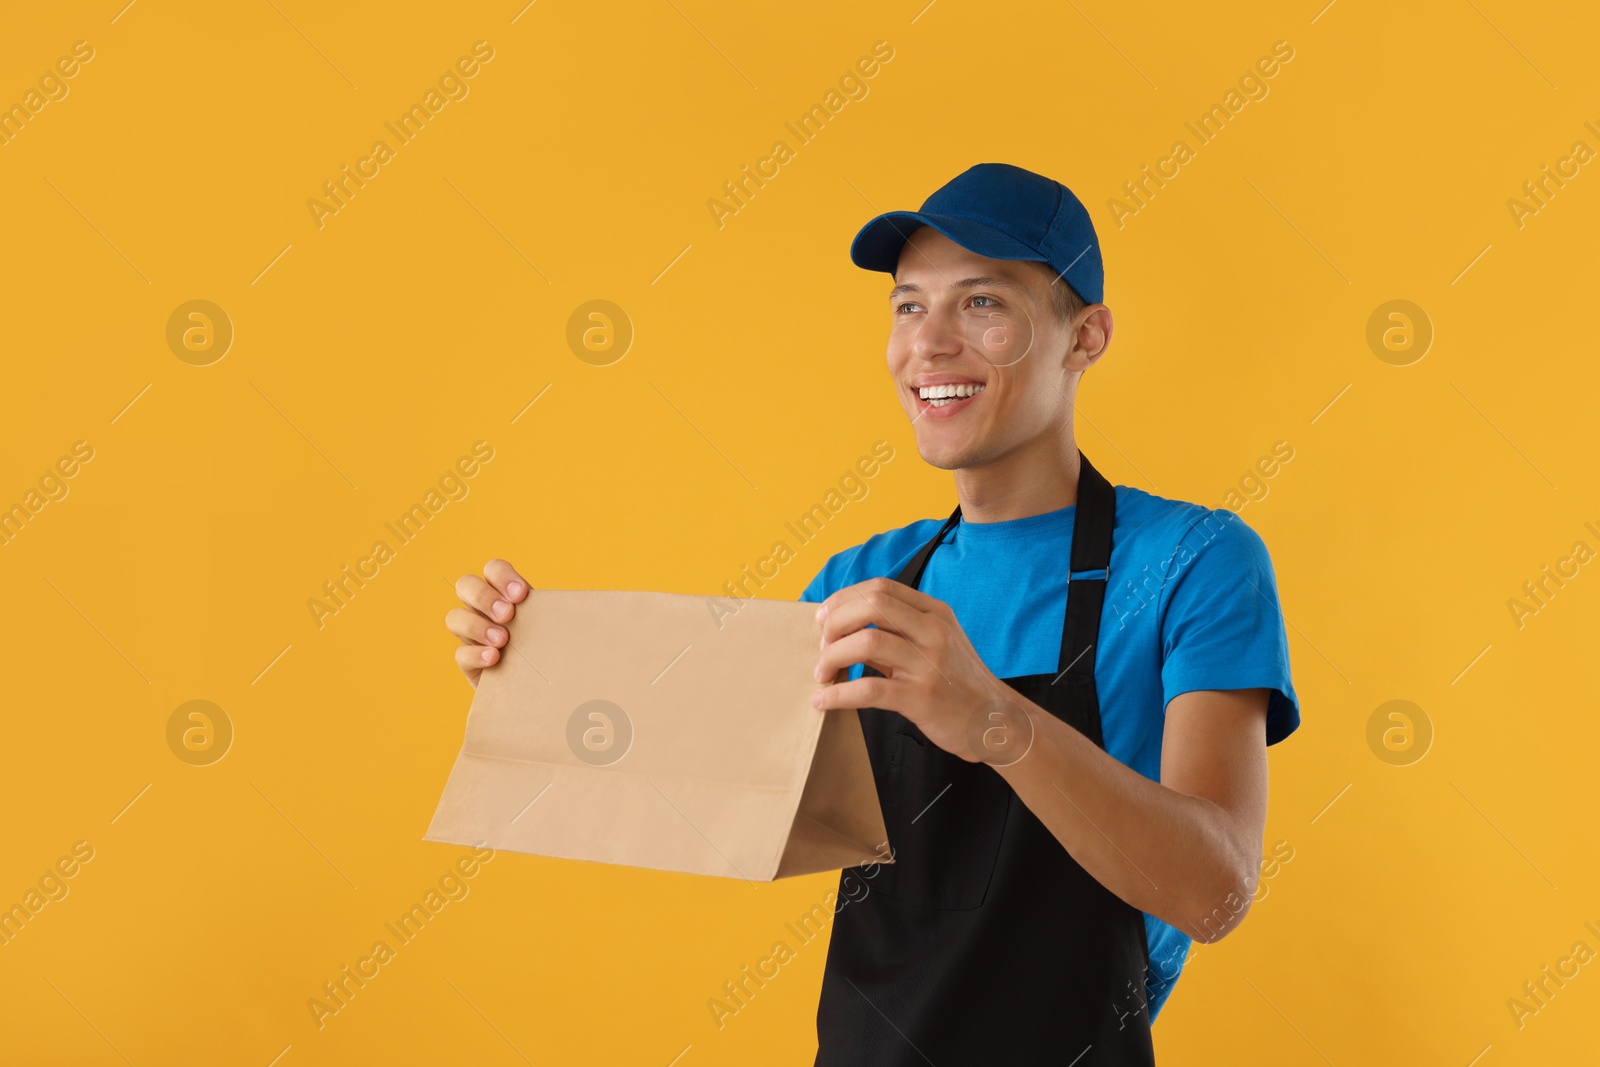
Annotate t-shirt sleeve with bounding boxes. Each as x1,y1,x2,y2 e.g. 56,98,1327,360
799,546,869,678
799,540,866,603
799,563,832,604
1157,509,1300,745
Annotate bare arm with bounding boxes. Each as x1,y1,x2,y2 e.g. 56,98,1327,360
813,577,1271,942
991,686,1269,941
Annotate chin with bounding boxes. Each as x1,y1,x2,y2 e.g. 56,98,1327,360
912,436,981,472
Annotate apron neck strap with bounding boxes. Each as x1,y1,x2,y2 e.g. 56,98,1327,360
1059,452,1114,680
1068,452,1114,575
897,506,963,590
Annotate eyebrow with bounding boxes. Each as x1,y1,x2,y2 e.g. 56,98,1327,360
888,275,1028,302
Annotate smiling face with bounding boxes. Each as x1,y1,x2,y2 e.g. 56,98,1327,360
886,226,1110,472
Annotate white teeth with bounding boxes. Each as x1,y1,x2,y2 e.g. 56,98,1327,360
917,383,985,404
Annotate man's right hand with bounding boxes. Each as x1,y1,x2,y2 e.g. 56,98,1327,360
446,559,529,688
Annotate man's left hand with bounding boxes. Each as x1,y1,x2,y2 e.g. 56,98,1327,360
812,577,1018,763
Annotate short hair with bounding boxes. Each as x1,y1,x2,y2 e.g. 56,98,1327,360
1044,268,1088,325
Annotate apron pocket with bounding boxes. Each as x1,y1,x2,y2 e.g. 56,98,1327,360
873,729,1012,911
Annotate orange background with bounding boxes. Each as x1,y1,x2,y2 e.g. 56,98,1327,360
2,1,1597,1063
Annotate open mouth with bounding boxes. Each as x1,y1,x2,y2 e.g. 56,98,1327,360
914,381,986,415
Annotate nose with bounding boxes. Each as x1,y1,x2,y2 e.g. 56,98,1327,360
912,302,964,362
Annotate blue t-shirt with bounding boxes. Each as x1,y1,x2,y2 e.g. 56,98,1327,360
799,484,1300,1022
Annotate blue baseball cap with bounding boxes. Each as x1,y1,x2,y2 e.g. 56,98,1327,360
849,162,1104,306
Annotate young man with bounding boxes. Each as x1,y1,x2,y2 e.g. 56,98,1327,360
446,163,1299,1065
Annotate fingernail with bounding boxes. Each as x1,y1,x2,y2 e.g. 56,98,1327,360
486,626,505,644
813,664,825,682
481,648,494,664
508,582,525,599
815,604,828,622
493,600,510,620
811,690,823,709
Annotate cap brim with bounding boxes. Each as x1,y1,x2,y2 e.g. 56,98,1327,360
850,211,1046,275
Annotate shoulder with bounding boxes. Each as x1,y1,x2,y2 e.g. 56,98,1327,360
1113,485,1274,573
1120,487,1300,745
798,516,947,603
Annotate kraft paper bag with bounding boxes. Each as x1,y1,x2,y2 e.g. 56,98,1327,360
425,589,891,881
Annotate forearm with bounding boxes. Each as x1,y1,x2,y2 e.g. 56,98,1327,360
993,696,1258,941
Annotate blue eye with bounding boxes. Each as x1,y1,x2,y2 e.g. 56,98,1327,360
971,295,998,307
895,302,923,314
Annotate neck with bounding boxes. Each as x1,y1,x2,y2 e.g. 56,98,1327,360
952,422,1081,523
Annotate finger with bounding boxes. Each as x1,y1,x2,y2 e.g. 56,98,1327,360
455,572,514,624
445,607,507,648
815,627,919,683
455,642,500,673
819,586,933,648
820,576,944,623
814,674,898,713
483,559,529,603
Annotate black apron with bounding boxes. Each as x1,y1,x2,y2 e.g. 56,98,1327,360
815,452,1157,1066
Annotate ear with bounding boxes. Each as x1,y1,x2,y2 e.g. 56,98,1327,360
1067,304,1113,371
